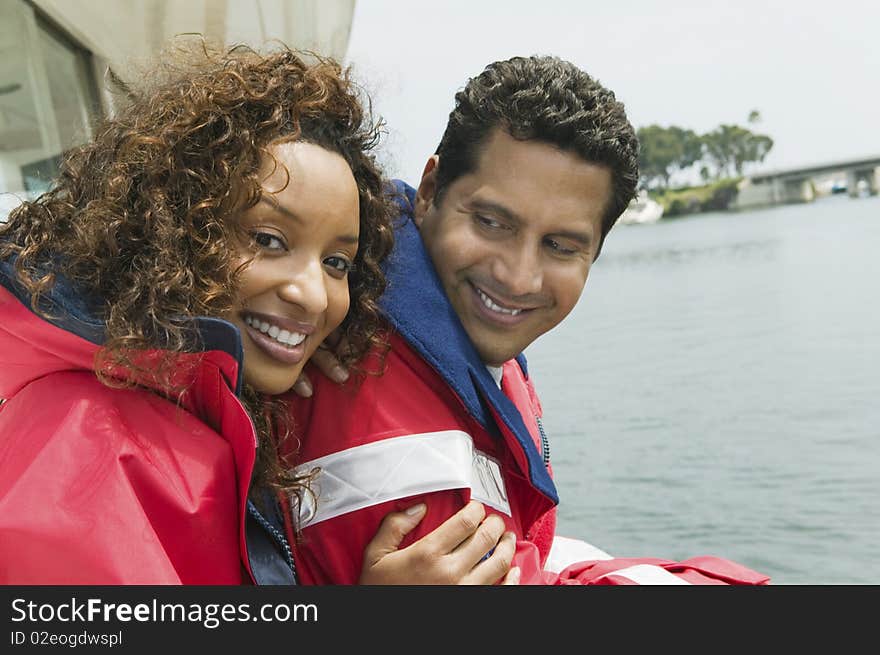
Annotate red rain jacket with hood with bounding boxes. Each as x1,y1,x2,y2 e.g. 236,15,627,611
0,255,295,584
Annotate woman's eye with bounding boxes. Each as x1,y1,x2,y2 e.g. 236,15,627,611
252,232,286,251
324,255,353,278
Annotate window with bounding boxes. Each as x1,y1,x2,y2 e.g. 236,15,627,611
0,0,101,222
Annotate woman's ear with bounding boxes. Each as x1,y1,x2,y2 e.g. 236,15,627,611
413,155,440,226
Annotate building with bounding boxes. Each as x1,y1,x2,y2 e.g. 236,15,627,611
0,0,356,220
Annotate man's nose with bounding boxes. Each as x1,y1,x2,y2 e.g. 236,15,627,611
492,242,543,297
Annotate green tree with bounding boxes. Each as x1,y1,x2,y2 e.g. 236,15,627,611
702,124,773,179
736,132,773,175
671,126,703,172
703,124,738,178
637,124,703,188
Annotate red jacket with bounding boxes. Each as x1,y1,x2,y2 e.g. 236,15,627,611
281,182,770,586
285,332,767,585
0,266,283,584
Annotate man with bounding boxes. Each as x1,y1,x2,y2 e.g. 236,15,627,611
283,55,769,585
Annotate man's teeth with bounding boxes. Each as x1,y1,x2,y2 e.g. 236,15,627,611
476,288,521,316
244,315,307,347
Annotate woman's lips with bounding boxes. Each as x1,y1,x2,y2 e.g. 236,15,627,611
240,311,315,366
244,321,308,366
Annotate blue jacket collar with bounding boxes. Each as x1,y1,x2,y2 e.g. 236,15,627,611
380,180,558,504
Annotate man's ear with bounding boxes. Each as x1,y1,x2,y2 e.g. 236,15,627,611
413,155,440,226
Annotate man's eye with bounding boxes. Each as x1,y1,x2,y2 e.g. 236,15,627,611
252,232,286,251
545,238,577,255
474,214,504,230
324,255,353,278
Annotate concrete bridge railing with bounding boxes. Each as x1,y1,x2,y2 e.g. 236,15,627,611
733,157,880,210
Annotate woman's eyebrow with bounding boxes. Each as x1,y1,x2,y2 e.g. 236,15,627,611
258,197,359,244
259,196,301,223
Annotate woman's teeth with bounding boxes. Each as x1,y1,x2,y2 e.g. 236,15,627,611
244,315,307,347
476,288,522,316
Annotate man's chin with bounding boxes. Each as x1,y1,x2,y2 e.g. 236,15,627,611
473,342,516,368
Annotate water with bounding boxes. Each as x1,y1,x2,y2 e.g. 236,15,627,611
525,194,880,584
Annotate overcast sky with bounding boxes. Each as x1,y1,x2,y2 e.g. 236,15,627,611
344,0,879,184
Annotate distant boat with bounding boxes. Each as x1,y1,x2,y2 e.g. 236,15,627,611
618,190,664,225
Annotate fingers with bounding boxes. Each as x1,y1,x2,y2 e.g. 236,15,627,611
413,501,510,583
291,340,349,396
460,531,516,585
292,371,313,398
359,501,519,586
310,344,349,384
449,510,507,565
361,503,427,565
414,500,488,553
500,566,521,586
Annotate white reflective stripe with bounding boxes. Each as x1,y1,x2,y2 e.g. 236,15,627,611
544,535,614,573
293,430,510,527
599,564,692,585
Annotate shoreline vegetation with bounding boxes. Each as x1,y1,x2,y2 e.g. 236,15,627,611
650,177,742,218
637,110,772,219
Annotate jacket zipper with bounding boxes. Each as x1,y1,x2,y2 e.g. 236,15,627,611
536,416,551,468
227,391,296,582
247,500,297,580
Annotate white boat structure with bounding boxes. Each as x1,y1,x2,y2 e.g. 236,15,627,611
618,190,664,225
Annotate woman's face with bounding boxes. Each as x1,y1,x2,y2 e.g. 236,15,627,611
229,140,360,395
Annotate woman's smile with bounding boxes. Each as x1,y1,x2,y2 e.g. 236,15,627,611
241,311,314,366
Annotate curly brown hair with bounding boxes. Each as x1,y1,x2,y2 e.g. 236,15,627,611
0,40,395,499
434,55,639,258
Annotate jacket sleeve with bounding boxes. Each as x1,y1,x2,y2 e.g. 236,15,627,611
0,372,243,584
545,554,771,585
519,535,770,585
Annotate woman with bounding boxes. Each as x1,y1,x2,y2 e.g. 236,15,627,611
0,42,515,585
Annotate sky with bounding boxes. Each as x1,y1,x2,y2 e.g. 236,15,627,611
343,0,880,184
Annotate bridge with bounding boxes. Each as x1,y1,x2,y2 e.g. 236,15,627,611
733,155,880,209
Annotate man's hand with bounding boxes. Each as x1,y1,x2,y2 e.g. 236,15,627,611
291,331,350,398
358,500,519,585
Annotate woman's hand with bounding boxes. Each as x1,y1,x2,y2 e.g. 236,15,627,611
358,501,519,585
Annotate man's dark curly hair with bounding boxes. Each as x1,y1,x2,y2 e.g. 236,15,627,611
0,40,395,499
434,55,639,257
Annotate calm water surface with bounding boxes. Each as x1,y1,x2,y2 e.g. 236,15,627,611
525,194,880,584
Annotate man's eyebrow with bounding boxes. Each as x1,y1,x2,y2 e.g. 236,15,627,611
469,198,593,246
469,199,522,225
257,197,359,244
550,228,592,246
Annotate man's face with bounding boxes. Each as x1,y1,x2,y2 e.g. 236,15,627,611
414,129,612,366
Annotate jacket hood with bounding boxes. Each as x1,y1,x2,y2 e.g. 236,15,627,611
0,255,244,400
0,254,289,584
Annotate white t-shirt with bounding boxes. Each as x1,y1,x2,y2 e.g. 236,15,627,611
486,365,503,389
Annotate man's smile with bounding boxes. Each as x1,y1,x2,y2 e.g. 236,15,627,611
467,281,536,327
